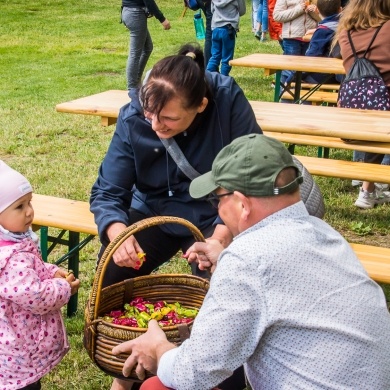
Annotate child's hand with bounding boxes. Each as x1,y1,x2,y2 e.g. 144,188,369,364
306,4,318,13
54,268,68,279
65,272,80,296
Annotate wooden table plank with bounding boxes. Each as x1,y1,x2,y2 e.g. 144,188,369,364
229,53,345,76
32,194,97,236
250,101,390,143
55,90,130,126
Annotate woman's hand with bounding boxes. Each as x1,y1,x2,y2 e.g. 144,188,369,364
106,222,145,270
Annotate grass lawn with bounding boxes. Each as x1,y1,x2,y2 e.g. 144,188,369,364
1,0,389,388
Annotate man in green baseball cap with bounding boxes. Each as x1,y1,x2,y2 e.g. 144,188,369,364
113,134,390,390
189,133,303,200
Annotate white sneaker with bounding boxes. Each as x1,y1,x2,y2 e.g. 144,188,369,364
375,183,389,191
351,180,362,187
354,188,390,209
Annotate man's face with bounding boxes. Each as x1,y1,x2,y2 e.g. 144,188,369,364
0,193,34,233
214,188,241,237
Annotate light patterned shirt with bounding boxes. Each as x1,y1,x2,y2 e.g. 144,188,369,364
158,201,390,390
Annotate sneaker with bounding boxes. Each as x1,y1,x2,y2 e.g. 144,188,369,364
351,180,362,187
260,32,268,42
354,188,390,209
254,30,261,40
375,183,389,191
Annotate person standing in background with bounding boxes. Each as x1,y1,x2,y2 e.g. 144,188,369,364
206,0,246,76
254,0,269,41
273,0,318,83
334,0,390,209
121,0,170,92
268,0,283,46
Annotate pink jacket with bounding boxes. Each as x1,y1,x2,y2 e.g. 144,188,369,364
0,238,71,389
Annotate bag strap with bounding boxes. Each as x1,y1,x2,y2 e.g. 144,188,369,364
159,137,201,180
347,24,383,60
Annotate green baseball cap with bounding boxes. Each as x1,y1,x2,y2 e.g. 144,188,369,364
189,134,303,198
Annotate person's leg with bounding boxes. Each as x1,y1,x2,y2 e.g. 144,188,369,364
204,1,213,66
260,0,268,40
220,27,235,76
355,153,390,209
111,378,139,390
137,29,153,84
252,0,260,32
140,376,173,390
207,28,223,73
254,2,263,39
280,38,300,84
122,8,149,90
20,380,41,390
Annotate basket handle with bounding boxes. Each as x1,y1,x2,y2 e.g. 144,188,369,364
90,216,206,321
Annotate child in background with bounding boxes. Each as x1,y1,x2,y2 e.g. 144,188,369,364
273,0,319,83
206,0,246,76
303,0,342,84
0,160,80,390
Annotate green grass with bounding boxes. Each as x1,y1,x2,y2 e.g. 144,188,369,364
1,0,389,388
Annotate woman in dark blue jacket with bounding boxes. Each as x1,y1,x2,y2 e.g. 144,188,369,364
90,43,262,287
90,44,260,390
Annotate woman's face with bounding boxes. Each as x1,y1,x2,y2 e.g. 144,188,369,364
144,96,208,139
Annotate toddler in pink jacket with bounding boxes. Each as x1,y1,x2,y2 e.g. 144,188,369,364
0,161,80,390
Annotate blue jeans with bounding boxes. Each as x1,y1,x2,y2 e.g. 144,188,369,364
353,151,390,165
256,0,268,32
206,26,236,76
281,38,310,84
122,7,153,90
252,0,260,30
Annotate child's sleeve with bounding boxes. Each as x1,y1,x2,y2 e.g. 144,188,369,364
0,251,71,315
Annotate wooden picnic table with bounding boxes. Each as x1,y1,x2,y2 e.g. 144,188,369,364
249,101,390,143
56,90,390,143
229,53,345,102
56,90,130,126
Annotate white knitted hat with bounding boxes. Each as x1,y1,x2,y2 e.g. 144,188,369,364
0,160,33,213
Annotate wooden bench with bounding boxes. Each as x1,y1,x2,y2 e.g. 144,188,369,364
31,196,390,314
294,155,390,184
280,90,338,105
265,132,390,157
291,82,340,92
32,194,97,316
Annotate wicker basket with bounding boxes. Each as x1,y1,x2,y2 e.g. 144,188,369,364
84,216,210,381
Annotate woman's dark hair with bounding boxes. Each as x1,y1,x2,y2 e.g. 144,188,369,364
140,43,211,117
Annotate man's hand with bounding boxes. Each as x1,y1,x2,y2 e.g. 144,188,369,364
184,239,224,274
112,320,176,379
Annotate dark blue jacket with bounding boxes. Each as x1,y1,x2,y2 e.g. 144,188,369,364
304,14,340,84
90,72,262,244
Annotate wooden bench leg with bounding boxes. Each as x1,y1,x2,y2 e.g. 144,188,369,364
101,116,117,127
67,232,80,317
40,226,49,262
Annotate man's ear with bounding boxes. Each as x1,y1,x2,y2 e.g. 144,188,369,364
234,191,252,219
197,97,208,113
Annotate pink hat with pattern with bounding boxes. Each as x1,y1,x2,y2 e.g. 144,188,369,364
0,160,33,213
